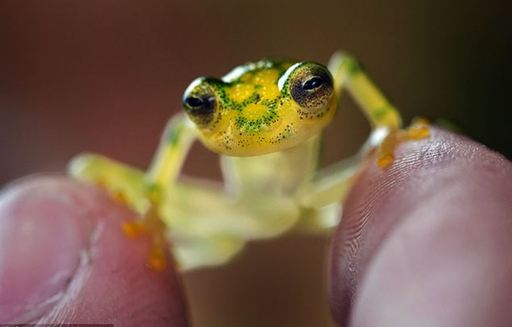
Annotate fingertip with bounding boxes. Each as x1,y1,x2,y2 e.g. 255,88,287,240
329,128,512,325
0,176,188,326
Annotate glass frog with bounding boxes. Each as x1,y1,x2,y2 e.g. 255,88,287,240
68,52,429,271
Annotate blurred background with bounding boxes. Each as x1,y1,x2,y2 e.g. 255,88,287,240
1,0,510,186
0,1,510,326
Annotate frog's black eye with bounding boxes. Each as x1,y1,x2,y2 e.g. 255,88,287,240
185,96,207,108
182,80,218,127
289,63,334,111
184,95,215,115
302,76,325,90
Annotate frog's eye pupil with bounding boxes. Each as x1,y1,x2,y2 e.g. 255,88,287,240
289,63,334,111
185,96,204,108
183,90,217,127
184,95,216,115
302,76,324,90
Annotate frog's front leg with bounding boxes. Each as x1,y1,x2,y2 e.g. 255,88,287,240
69,114,195,212
69,153,149,214
69,152,175,269
329,51,430,168
296,52,432,230
69,114,197,270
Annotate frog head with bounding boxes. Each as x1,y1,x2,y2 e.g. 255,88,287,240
182,59,336,156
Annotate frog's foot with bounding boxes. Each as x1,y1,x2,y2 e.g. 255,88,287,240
98,185,168,271
377,118,430,168
121,206,169,272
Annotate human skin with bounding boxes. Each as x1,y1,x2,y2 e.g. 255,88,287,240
0,177,188,326
0,128,510,325
330,127,512,326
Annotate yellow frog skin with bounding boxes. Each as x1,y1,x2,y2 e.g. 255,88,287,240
69,52,429,270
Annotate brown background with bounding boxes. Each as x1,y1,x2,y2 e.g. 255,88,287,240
1,1,511,326
1,0,510,185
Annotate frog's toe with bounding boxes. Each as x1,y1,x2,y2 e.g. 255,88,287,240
147,245,168,272
121,219,147,239
377,153,395,168
121,207,170,272
406,117,431,140
376,118,431,168
110,189,130,206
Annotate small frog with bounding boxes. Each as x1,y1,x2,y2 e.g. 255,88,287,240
69,52,429,271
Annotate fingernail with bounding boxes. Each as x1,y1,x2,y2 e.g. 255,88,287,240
0,177,97,323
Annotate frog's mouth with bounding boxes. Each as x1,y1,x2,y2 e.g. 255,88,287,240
202,126,300,157
199,97,336,157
